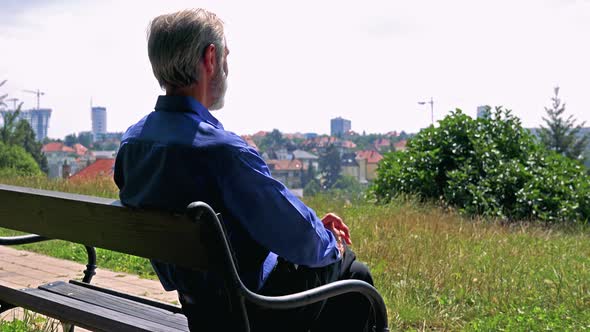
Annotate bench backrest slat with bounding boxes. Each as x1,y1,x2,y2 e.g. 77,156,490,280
0,184,211,270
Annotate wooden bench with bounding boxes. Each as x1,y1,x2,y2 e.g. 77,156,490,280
0,184,389,331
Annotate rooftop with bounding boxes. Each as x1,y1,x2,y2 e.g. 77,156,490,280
292,149,318,160
69,158,115,181
266,159,306,171
42,142,75,154
356,150,384,164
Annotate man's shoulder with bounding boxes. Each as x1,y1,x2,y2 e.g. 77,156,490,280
196,123,250,152
120,112,251,155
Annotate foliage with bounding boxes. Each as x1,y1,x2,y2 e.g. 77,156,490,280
372,107,590,222
1,175,590,330
257,129,286,153
301,162,317,188
64,132,93,148
0,106,48,174
304,195,590,331
318,144,341,189
349,132,412,152
14,120,48,173
330,175,366,201
0,142,42,176
305,175,366,201
93,141,120,151
64,133,77,147
539,87,590,162
0,309,59,332
303,178,321,197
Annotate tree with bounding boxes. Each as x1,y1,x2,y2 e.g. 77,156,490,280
372,108,590,223
0,80,7,109
78,132,94,148
0,141,42,176
259,129,286,153
301,162,317,188
14,120,48,173
318,144,341,189
539,87,590,162
303,178,321,197
64,133,78,147
331,175,365,201
0,107,49,173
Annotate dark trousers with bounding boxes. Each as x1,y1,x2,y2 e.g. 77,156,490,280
180,247,375,332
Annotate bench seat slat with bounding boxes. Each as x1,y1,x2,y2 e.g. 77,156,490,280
0,283,185,332
39,281,189,331
69,280,183,314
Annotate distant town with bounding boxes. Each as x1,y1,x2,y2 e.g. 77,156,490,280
2,102,589,196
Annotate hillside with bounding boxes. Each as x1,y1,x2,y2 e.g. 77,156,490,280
0,176,589,330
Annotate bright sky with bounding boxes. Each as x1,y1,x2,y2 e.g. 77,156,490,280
1,0,589,139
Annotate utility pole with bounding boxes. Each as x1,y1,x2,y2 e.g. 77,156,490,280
418,97,434,125
22,89,45,109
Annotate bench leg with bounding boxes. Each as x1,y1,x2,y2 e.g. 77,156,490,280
61,321,75,332
82,246,97,284
0,300,15,314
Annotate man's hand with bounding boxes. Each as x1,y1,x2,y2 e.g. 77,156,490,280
322,213,352,255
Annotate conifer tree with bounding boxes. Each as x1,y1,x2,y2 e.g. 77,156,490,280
539,87,589,162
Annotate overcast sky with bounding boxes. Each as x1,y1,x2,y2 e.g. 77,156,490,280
1,0,589,139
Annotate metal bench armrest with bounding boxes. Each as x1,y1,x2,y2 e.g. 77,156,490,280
187,201,390,332
243,279,389,332
0,234,49,245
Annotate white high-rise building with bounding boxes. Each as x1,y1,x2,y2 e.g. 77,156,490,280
91,106,107,139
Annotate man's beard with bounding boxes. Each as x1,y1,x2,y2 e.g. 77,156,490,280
208,63,227,111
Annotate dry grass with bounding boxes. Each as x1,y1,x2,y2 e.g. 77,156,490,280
1,176,589,330
306,195,590,331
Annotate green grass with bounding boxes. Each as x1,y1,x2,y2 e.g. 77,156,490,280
1,176,590,330
0,310,59,332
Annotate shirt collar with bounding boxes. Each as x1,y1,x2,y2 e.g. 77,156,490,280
154,95,223,129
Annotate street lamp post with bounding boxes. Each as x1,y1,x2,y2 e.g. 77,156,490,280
418,97,434,125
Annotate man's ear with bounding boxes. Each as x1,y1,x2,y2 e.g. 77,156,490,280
203,44,217,76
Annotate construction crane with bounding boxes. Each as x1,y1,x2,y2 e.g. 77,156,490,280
23,89,45,109
5,98,20,110
0,80,7,109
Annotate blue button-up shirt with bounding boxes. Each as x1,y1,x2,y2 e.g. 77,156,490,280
114,96,340,295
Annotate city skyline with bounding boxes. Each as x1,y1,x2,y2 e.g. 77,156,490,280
1,0,589,139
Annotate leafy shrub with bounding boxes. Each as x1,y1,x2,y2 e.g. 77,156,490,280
372,108,590,223
0,142,42,176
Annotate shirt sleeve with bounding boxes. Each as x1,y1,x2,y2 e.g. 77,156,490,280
218,146,341,268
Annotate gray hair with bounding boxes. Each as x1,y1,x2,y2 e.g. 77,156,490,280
147,9,224,89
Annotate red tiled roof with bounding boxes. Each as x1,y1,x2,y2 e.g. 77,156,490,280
283,133,304,140
374,138,391,148
72,143,90,156
42,142,75,153
385,131,399,137
394,139,408,150
345,130,359,136
266,159,305,171
252,131,268,138
70,158,115,181
356,150,383,164
303,136,339,147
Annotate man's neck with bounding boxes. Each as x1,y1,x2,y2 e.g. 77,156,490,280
165,84,209,108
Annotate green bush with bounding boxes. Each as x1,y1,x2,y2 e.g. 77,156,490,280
372,108,590,223
0,142,42,177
